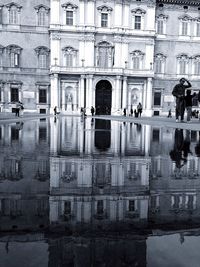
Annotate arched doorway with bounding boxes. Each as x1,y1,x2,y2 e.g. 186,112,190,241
95,80,112,115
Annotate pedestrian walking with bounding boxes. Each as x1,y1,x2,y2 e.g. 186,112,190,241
184,89,196,122
123,108,126,116
54,106,57,116
130,108,133,116
167,109,172,118
15,102,20,117
91,106,95,116
172,77,191,122
137,102,143,117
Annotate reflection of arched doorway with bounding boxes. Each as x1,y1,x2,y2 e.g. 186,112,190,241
95,80,112,115
95,119,111,150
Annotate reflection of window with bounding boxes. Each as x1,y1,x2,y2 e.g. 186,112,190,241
129,200,135,212
64,201,71,214
152,129,160,142
97,200,104,214
39,89,47,103
11,127,19,141
11,87,19,102
39,127,47,141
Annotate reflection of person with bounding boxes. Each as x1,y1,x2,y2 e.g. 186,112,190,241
184,89,196,122
123,108,126,116
54,106,57,116
130,108,133,116
195,131,200,157
167,109,172,118
172,78,191,122
91,106,95,116
170,129,186,169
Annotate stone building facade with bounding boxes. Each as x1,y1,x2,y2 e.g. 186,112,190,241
0,0,200,115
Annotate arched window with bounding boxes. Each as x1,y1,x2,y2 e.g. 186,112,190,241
34,5,50,26
154,53,166,73
35,46,50,69
62,46,77,67
193,55,200,75
7,45,22,67
6,3,22,25
178,15,192,36
177,54,189,74
156,14,168,35
130,50,144,70
96,41,114,68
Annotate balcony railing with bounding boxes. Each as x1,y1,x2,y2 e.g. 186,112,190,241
50,65,154,77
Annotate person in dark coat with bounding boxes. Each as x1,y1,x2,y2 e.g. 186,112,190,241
130,108,133,116
91,106,95,116
137,103,143,117
172,78,191,122
184,89,196,122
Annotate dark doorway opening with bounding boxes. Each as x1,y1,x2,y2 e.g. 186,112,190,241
95,80,112,115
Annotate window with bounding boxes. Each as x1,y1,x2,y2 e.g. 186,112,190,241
35,46,50,69
101,13,108,27
0,7,3,24
154,53,166,73
131,8,146,30
155,59,162,73
197,22,200,36
34,5,49,26
177,54,189,74
129,200,135,212
154,91,161,106
157,20,163,34
6,3,22,25
179,15,192,36
66,11,73,25
182,21,188,35
180,60,186,74
7,45,22,68
62,3,78,26
130,50,144,70
11,87,19,102
96,41,114,68
134,16,141,29
63,46,77,67
156,14,168,35
0,45,3,67
194,61,200,75
39,89,46,103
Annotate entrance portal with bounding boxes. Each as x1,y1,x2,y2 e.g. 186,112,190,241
95,80,112,115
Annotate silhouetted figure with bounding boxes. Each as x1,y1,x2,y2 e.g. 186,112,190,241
167,109,172,118
54,106,57,116
91,106,95,116
130,108,133,116
184,89,196,122
182,130,192,158
134,109,138,118
172,77,191,122
123,108,126,116
137,102,143,117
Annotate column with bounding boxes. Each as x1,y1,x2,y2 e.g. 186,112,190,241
79,36,85,66
146,77,153,116
146,5,156,31
122,77,128,109
50,74,59,113
86,75,93,112
74,82,78,111
50,33,61,66
79,75,85,109
50,0,60,24
79,0,85,25
114,35,122,67
86,0,95,26
145,42,154,70
115,76,121,112
114,2,122,27
85,35,94,66
61,81,65,111
123,3,129,28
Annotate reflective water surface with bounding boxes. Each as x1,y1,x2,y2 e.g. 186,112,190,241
0,116,200,266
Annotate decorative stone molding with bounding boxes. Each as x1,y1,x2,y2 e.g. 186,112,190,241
5,2,22,10
114,35,122,42
34,46,50,55
155,53,166,60
61,2,78,10
84,35,95,42
177,54,190,60
97,5,113,12
62,46,77,53
6,44,22,54
51,32,61,40
34,4,50,13
131,8,146,14
130,50,145,57
156,14,168,20
178,14,193,21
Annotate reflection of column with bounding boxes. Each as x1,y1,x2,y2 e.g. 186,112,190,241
79,75,85,109
141,163,149,186
144,125,151,156
146,78,153,116
115,76,121,111
86,75,93,112
74,82,78,110
140,199,148,219
49,198,59,222
50,74,59,113
122,77,128,109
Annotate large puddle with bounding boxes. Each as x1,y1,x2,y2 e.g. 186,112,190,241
0,116,200,266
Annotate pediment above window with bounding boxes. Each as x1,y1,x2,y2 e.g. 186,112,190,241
61,2,78,10
97,5,113,12
97,41,113,47
130,50,145,56
34,5,50,12
156,14,168,20
35,46,50,55
192,55,200,61
5,2,22,10
193,17,200,22
177,54,189,60
0,45,4,53
155,53,166,59
131,8,146,14
62,46,77,53
178,15,192,21
6,44,22,53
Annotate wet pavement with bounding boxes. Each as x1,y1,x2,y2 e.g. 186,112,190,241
0,115,200,266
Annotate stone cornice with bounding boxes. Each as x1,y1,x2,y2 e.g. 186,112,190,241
157,0,200,6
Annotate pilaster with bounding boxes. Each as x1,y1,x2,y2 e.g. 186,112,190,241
50,74,59,113
122,77,128,109
51,0,60,24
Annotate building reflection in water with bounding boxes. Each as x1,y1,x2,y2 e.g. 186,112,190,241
0,118,200,265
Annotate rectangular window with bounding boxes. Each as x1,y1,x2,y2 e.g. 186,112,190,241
194,62,200,75
39,89,47,103
66,11,73,26
152,129,160,142
154,91,161,106
157,20,164,34
64,201,71,214
134,16,141,30
181,21,188,35
38,12,45,26
11,127,19,141
11,87,19,102
97,200,104,215
101,13,108,27
133,57,140,70
180,61,186,74
10,53,19,67
39,54,47,68
196,23,200,36
66,54,73,67
155,60,162,73
129,200,135,212
39,127,47,142
10,9,17,24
